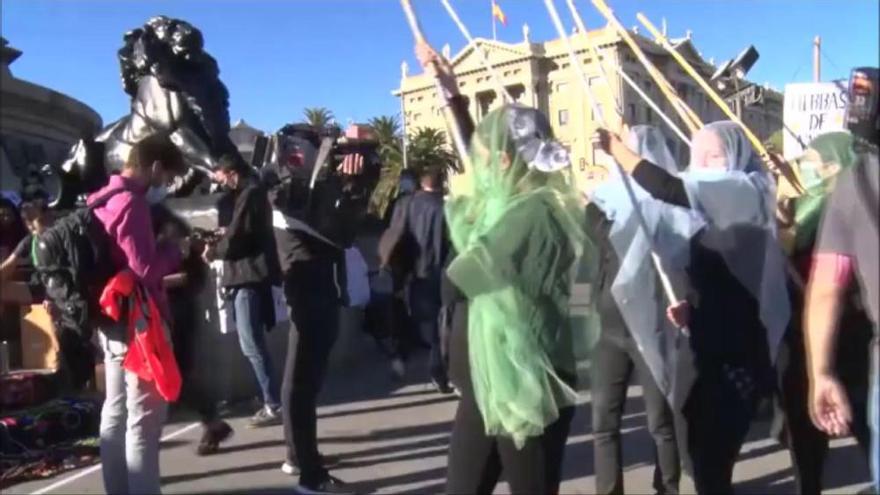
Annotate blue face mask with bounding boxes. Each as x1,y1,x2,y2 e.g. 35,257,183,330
146,185,169,204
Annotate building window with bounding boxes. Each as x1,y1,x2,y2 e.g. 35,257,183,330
646,107,653,123
558,109,570,126
628,104,636,121
413,113,422,122
562,62,570,69
556,82,569,93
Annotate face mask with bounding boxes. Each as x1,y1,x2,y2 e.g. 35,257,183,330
146,186,169,204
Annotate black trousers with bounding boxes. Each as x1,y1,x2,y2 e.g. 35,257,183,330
170,304,217,424
776,322,872,494
390,293,416,360
676,361,760,495
446,389,575,495
410,277,447,384
591,333,680,495
56,328,95,391
281,258,340,486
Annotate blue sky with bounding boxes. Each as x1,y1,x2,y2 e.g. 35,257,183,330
3,0,877,133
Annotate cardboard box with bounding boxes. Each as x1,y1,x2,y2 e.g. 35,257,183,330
20,304,59,370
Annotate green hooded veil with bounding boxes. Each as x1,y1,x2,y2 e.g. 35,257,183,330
794,132,857,250
445,104,592,447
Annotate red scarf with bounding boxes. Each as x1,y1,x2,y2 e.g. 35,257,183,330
100,271,181,401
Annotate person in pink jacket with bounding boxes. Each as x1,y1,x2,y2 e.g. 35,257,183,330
89,133,189,495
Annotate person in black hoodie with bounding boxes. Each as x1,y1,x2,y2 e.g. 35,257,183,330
379,166,451,391
205,153,282,428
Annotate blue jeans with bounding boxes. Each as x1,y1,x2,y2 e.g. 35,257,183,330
99,328,166,495
870,340,879,494
233,286,280,408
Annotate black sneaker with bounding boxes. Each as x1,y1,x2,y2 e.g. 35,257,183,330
294,475,354,495
196,420,234,456
247,405,282,428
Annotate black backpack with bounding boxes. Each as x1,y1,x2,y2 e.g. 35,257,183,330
32,189,124,338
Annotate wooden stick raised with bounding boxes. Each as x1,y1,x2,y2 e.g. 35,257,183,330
565,0,690,147
547,0,690,336
399,0,472,173
636,12,805,194
591,0,702,135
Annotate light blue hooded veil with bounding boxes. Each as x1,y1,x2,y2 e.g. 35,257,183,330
591,126,704,396
679,121,790,361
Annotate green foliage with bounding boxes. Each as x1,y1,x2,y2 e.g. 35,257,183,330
302,107,335,130
367,122,458,219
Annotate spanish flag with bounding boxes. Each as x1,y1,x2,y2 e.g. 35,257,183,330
492,0,507,27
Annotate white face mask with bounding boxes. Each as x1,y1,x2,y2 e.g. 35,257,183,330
146,186,169,204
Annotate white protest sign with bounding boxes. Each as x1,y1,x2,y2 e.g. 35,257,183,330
783,81,848,159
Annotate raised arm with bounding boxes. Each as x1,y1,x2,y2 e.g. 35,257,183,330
592,128,691,208
415,42,474,146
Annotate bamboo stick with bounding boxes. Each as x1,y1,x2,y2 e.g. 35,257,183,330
591,0,703,134
546,0,690,336
400,0,473,173
636,12,805,194
565,0,690,147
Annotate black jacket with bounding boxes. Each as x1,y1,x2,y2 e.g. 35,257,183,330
216,180,281,288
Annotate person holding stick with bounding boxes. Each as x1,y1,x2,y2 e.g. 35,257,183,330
415,40,592,495
593,121,791,494
587,125,701,495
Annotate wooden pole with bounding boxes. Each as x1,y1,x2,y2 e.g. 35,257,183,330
565,0,690,147
547,0,689,333
400,0,473,173
591,0,703,135
544,0,606,125
636,12,805,194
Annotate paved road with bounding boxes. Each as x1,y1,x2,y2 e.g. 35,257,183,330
9,352,873,495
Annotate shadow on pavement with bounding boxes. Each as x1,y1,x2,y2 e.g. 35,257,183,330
337,446,449,470
161,461,283,485
318,395,457,420
322,419,454,444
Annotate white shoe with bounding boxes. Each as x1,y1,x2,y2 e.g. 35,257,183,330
281,461,298,475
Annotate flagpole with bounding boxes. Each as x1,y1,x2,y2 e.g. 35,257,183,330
491,0,497,40
441,0,512,103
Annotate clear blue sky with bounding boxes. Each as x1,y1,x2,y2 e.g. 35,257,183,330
3,0,877,132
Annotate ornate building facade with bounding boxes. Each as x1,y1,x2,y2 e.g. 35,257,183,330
395,24,782,192
1,38,102,196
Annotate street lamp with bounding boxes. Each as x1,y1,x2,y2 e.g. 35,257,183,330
710,45,760,118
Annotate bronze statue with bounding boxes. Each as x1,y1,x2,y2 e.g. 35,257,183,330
56,16,235,207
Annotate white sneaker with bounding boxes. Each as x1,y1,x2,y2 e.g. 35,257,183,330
281,460,298,475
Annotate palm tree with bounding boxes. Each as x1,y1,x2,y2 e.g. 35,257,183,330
367,115,404,219
303,107,335,130
368,115,401,146
406,127,457,174
368,124,458,219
